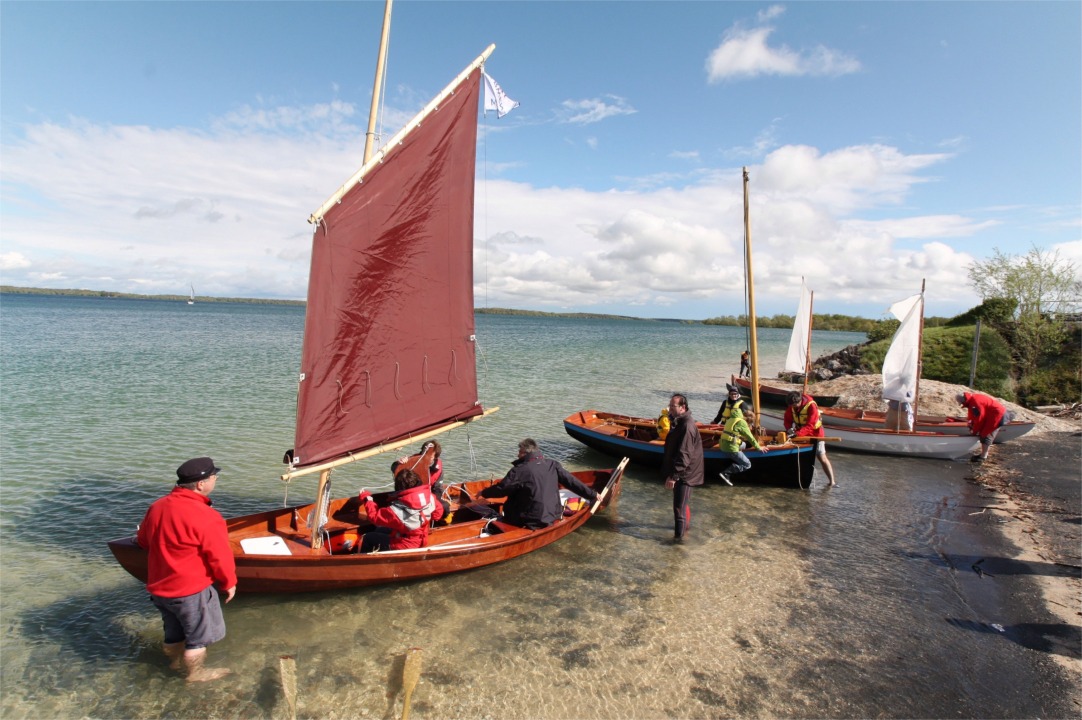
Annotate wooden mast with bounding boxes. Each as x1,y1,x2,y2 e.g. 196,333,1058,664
309,0,394,548
801,288,814,397
742,167,762,432
913,278,926,418
362,0,393,165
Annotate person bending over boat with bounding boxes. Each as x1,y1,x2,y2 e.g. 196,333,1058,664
784,391,836,488
357,468,443,552
136,456,236,682
717,408,768,486
479,438,598,529
711,384,746,425
956,391,1011,463
662,393,704,542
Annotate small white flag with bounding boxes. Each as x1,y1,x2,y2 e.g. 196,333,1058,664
482,70,519,118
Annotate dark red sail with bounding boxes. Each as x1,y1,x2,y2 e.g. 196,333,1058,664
294,71,483,469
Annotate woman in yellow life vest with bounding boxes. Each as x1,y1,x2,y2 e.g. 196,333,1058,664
717,408,768,485
656,407,671,440
711,384,745,425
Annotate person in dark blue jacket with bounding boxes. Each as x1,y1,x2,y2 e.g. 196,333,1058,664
480,439,598,529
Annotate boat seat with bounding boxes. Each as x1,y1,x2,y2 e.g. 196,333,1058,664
593,424,628,437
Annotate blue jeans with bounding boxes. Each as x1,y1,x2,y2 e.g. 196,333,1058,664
721,451,751,475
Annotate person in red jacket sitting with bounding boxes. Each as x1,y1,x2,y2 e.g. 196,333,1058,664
957,391,1011,463
357,468,444,552
783,391,836,487
136,456,236,682
391,441,451,522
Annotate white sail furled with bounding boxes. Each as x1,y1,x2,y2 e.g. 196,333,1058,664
784,280,812,374
881,293,924,403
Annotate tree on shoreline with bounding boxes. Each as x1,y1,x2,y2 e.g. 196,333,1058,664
967,245,1082,375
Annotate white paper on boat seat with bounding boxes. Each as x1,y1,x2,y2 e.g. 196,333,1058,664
240,536,292,555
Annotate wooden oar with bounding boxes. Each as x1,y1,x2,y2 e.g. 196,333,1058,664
590,457,628,514
401,647,423,720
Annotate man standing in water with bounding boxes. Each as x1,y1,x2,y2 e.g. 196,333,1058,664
137,457,236,682
784,391,836,487
661,393,704,542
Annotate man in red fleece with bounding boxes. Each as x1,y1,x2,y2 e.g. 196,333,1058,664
957,391,1010,462
137,456,236,682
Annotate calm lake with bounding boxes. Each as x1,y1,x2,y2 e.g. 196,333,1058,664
0,294,1074,718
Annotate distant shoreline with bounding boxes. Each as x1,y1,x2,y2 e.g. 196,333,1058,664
0,285,881,328
0,286,702,322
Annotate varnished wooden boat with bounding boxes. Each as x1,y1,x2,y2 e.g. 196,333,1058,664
731,375,840,408
108,465,625,594
815,406,1035,443
564,410,816,488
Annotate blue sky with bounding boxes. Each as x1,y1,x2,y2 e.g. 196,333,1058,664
2,1,1079,319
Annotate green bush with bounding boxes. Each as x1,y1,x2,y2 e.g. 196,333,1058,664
947,297,1017,328
860,325,1014,398
1015,326,1081,406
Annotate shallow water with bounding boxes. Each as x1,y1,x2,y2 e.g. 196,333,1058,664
0,295,1073,718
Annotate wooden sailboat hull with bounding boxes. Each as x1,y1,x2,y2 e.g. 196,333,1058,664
813,406,1034,443
731,375,839,408
757,409,981,460
108,469,623,594
564,410,817,488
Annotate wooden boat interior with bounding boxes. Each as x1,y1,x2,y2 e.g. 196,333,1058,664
224,472,613,558
567,409,796,452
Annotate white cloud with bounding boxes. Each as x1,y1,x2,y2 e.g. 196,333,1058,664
0,106,1028,317
0,252,31,271
706,15,861,82
558,95,637,124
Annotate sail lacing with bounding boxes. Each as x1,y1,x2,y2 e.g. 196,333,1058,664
335,379,349,418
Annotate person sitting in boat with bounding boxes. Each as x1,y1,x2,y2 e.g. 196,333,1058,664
479,438,598,530
711,384,745,425
739,350,751,379
391,442,451,521
956,391,1011,463
784,391,836,488
717,407,768,485
656,407,671,440
356,468,443,552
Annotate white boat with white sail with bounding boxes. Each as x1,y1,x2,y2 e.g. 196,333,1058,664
759,283,981,460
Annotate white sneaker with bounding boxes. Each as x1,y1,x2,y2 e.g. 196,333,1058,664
719,472,733,486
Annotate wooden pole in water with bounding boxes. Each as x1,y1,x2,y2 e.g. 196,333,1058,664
279,655,297,720
363,0,394,165
401,647,422,720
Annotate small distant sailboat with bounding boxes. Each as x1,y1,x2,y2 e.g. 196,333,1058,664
187,284,195,305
